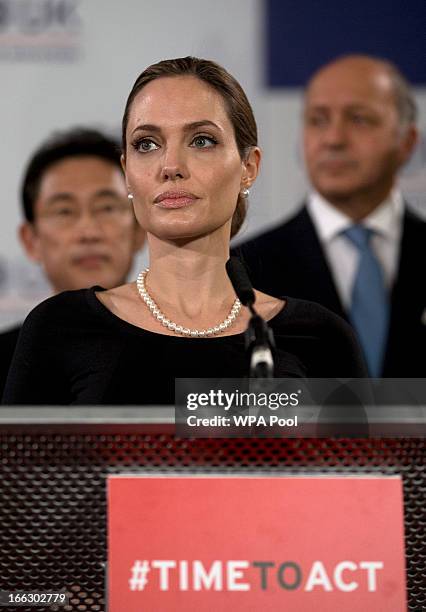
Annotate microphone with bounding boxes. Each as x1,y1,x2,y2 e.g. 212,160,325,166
226,257,256,311
226,257,275,378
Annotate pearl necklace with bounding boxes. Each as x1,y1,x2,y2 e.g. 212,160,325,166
136,268,242,337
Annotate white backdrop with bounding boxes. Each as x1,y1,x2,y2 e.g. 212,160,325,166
1,0,425,329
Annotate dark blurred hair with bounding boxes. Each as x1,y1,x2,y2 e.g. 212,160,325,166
122,56,258,238
22,127,122,222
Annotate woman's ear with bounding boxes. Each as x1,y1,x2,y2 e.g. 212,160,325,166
241,146,261,189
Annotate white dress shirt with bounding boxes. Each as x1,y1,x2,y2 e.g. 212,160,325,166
307,191,404,309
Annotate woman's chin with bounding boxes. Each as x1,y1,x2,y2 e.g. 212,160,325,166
149,219,228,243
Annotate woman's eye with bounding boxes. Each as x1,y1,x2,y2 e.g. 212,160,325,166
135,139,159,153
191,135,217,149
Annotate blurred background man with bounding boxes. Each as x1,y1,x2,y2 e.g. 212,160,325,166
0,128,145,394
236,55,425,377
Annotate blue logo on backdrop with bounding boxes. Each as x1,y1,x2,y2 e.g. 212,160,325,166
0,0,81,34
265,0,426,86
0,0,82,62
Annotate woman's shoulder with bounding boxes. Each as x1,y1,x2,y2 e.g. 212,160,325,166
279,295,344,321
269,295,357,339
269,296,367,377
22,287,104,333
252,290,351,333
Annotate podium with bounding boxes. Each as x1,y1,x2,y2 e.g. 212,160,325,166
0,407,424,611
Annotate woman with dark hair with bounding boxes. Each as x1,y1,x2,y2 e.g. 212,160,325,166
3,57,365,404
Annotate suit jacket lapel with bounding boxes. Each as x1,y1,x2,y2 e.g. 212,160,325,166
295,207,347,319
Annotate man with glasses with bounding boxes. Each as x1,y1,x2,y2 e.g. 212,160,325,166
0,128,145,395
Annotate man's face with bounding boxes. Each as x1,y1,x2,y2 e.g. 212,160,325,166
20,156,144,292
303,59,415,210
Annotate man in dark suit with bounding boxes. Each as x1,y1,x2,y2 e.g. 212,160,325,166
0,128,145,396
236,55,424,376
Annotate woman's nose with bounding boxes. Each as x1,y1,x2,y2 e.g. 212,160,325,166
160,146,189,181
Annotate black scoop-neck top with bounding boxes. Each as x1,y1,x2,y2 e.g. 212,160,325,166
2,287,366,405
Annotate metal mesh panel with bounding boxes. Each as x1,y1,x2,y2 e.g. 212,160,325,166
0,435,424,611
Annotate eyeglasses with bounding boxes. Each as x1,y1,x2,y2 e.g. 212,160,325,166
38,201,132,228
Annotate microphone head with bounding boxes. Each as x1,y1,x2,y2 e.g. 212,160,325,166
226,256,256,306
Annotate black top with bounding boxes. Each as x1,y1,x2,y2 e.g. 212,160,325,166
2,287,366,405
0,324,21,398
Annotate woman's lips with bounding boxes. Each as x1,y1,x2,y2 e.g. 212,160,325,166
154,190,198,209
155,197,196,209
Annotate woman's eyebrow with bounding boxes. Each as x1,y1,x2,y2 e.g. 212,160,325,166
183,120,222,132
131,120,222,136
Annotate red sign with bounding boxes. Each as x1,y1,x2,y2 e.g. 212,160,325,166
108,475,406,611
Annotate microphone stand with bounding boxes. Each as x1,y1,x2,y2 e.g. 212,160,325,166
225,257,276,436
245,303,276,378
225,256,276,379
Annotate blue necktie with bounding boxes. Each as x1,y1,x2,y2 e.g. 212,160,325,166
343,225,389,377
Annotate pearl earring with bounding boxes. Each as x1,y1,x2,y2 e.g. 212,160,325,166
128,193,134,200
241,187,250,198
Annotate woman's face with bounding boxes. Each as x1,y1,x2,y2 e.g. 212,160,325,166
123,75,257,241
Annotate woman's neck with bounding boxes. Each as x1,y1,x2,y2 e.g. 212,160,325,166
145,233,236,319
